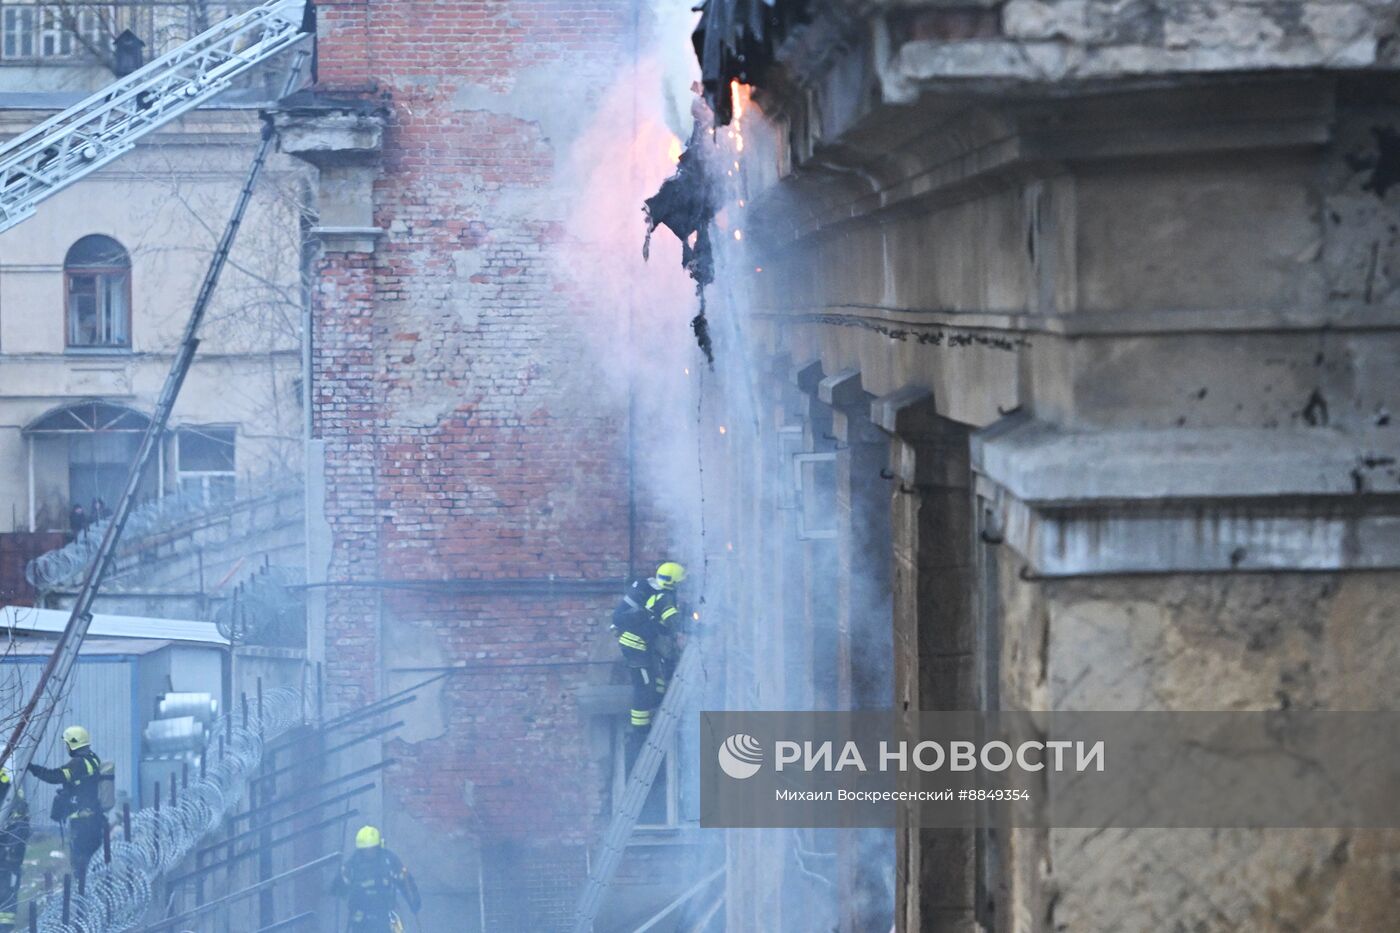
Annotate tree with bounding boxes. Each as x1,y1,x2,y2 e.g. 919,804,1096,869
41,1,237,76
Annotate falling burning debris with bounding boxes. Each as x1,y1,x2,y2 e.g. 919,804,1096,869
643,98,723,364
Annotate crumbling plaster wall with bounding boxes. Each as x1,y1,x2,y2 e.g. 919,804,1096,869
995,560,1400,930
729,2,1400,929
879,0,1400,97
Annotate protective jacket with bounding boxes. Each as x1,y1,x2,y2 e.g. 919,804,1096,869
29,748,101,821
0,773,27,932
612,577,682,660
333,847,421,930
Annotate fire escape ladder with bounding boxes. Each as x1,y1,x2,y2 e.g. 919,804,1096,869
572,643,702,933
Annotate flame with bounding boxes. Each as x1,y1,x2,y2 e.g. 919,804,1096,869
692,611,701,621
719,425,728,435
730,80,750,121
667,135,682,164
729,80,753,160
734,229,743,241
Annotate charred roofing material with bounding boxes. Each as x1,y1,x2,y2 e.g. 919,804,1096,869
644,121,723,362
693,0,811,125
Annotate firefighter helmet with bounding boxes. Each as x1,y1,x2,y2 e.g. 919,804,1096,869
355,825,382,849
62,726,90,751
655,562,686,589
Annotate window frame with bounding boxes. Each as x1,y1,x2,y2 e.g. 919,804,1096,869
64,235,132,352
2,5,37,59
174,424,237,506
1,3,115,62
65,264,132,350
611,715,681,832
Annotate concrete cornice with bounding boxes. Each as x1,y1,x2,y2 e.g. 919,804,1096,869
752,303,1400,338
973,419,1400,575
973,420,1400,502
749,74,1340,245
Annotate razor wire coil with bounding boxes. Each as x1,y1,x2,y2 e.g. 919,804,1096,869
30,686,304,933
24,480,298,592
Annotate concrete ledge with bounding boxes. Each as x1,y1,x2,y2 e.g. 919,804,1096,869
974,419,1400,574
997,494,1400,575
311,225,383,253
871,386,937,436
973,421,1400,502
791,359,825,396
818,368,866,407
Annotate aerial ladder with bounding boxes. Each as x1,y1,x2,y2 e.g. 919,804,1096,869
0,0,310,233
573,641,706,932
0,0,313,829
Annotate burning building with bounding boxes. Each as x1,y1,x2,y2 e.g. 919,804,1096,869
686,0,1400,931
275,0,1400,930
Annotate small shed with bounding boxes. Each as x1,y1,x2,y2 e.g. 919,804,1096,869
0,606,226,823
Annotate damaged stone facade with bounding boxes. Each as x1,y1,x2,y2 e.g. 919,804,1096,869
719,0,1400,930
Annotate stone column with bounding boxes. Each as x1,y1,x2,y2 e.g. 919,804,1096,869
875,387,977,933
820,369,895,933
272,99,385,713
791,360,841,709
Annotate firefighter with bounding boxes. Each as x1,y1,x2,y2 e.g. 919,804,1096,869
332,825,422,933
612,561,688,764
0,770,28,933
27,726,103,884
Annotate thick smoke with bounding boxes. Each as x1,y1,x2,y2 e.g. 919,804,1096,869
551,4,895,928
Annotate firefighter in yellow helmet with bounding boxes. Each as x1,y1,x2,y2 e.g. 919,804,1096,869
0,769,29,932
28,726,104,884
332,825,421,932
612,561,690,766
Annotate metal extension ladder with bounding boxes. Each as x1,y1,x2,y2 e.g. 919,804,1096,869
573,643,702,933
0,0,309,233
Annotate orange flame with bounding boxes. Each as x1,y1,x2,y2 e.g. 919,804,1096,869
730,80,750,121
667,135,682,164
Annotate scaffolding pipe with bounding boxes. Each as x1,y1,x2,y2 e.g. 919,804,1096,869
254,912,317,932
254,719,403,785
229,761,393,826
630,867,724,933
140,853,338,931
189,783,372,863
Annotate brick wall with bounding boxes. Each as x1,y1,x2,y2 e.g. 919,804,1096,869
308,0,657,853
0,532,65,605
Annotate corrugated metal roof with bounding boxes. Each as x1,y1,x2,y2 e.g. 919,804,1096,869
5,638,174,657
0,606,228,646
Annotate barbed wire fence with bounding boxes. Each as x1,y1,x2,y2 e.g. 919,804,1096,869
24,477,301,594
26,687,305,933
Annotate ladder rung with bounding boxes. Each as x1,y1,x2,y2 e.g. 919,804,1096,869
573,645,701,932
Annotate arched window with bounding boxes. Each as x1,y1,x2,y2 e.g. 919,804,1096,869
65,234,130,349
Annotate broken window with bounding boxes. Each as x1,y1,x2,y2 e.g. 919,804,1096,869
176,425,236,505
65,234,130,349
